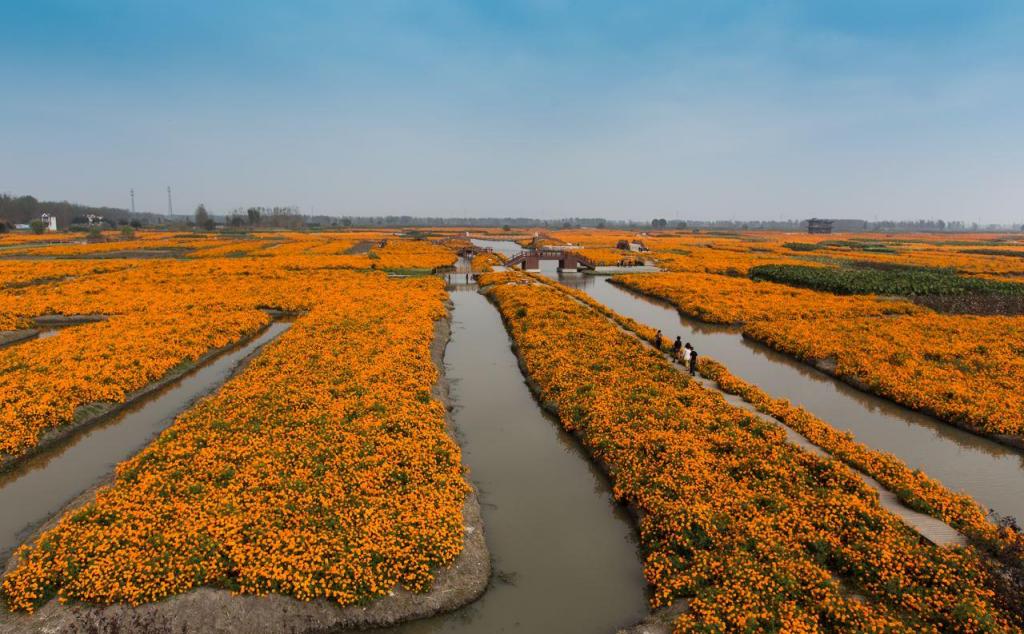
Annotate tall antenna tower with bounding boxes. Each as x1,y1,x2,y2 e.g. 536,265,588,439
130,188,135,214
167,186,174,215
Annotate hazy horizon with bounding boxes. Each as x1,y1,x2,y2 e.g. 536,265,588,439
2,1,1022,223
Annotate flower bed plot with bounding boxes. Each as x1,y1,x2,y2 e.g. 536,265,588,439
484,279,1019,633
612,272,918,324
746,313,1024,437
613,270,1024,441
2,275,471,613
0,309,270,458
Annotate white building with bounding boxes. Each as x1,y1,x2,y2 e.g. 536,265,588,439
40,213,58,231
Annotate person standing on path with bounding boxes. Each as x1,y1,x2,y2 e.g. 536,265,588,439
672,336,682,362
688,347,698,376
654,330,663,351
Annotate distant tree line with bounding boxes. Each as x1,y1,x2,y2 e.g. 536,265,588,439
219,206,306,229
2,192,1020,233
300,216,1020,232
0,194,165,230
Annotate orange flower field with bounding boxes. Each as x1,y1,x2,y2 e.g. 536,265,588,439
0,233,457,464
745,313,1024,436
523,270,1024,569
2,227,1023,631
0,259,137,290
0,309,270,457
0,230,456,271
612,271,920,324
1,272,470,611
10,3,1024,628
480,275,1020,632
601,231,1024,440
470,251,505,272
694,357,1024,562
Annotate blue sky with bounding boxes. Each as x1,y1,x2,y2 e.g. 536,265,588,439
2,1,1022,222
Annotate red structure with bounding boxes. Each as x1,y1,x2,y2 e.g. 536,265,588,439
505,249,595,272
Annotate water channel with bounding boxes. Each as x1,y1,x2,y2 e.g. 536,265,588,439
374,272,647,633
473,238,1024,523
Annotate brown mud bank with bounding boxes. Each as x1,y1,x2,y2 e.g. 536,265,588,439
31,314,108,326
0,315,107,350
0,314,490,634
616,601,690,634
344,241,375,255
0,330,36,348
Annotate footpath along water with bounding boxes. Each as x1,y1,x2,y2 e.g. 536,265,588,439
557,272,1024,524
0,322,292,562
372,284,647,634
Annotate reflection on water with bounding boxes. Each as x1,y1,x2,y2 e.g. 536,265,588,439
470,239,521,258
556,272,1024,522
0,322,293,561
374,289,647,634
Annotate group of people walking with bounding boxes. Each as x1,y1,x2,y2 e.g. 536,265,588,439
653,330,698,376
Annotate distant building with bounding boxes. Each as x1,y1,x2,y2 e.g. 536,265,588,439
807,218,833,234
616,239,648,252
40,213,58,231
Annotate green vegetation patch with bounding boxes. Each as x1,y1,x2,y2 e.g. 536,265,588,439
783,240,898,254
749,264,1024,297
960,248,1024,258
782,242,821,252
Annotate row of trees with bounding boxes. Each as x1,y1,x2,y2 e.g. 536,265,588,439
0,194,143,228
183,207,1024,233
190,205,306,230
3,193,1020,233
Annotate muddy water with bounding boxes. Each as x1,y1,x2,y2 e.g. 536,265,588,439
555,273,1024,522
375,288,647,634
0,322,292,562
0,327,63,349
